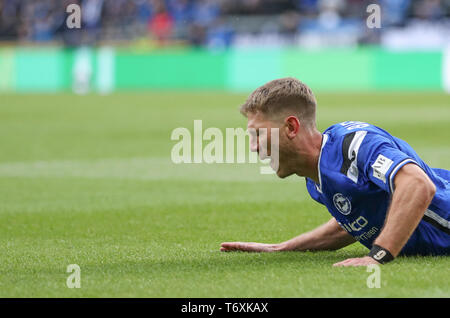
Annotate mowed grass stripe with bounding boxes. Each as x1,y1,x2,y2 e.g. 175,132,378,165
0,144,448,180
0,157,284,182
0,177,311,215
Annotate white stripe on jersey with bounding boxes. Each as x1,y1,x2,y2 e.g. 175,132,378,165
425,209,450,230
316,134,329,194
346,131,367,183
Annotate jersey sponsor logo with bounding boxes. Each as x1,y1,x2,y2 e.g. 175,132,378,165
338,216,369,232
353,226,378,241
333,193,352,215
371,154,393,183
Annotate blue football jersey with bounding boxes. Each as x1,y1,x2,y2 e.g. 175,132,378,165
306,121,450,256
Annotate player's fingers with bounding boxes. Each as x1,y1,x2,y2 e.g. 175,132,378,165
346,259,363,266
351,261,369,267
220,242,236,251
336,258,369,267
236,242,256,251
221,242,237,247
333,258,355,267
221,242,261,252
241,242,273,252
350,257,378,267
220,242,246,251
332,260,348,266
348,260,363,266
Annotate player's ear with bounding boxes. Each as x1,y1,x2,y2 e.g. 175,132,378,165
284,116,300,139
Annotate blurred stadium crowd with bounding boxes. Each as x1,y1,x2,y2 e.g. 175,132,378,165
0,0,449,48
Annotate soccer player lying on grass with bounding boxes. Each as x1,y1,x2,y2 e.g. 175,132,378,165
220,77,450,266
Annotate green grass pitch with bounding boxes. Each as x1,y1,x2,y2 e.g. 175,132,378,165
0,91,449,297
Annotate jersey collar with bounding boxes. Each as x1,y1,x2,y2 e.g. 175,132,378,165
315,133,329,194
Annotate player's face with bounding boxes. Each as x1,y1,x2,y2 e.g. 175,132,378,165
247,112,288,177
248,113,269,157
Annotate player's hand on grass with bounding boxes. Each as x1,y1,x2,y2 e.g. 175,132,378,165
220,242,281,252
332,256,380,267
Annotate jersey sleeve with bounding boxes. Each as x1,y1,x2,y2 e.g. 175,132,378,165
356,132,419,194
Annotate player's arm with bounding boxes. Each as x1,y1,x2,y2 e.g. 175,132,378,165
373,163,436,257
220,217,356,252
334,162,436,267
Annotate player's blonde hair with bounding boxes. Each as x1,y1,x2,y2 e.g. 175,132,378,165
240,77,317,127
